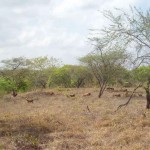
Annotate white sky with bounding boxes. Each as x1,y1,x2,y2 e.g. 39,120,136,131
0,0,147,64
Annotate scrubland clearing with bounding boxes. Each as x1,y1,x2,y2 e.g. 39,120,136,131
0,88,150,150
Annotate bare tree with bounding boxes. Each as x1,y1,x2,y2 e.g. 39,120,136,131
91,7,150,108
99,7,150,67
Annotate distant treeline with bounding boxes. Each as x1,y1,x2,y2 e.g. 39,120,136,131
0,56,149,95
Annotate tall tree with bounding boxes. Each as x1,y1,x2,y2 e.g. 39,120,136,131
0,57,28,93
91,7,150,108
27,56,60,89
80,47,128,98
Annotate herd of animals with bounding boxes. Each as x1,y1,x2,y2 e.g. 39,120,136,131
106,87,143,97
11,87,144,103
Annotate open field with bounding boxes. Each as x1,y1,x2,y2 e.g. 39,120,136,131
0,88,150,150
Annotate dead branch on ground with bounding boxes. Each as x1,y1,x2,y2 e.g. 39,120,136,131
87,105,91,112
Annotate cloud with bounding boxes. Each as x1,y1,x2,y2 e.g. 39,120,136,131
0,0,140,64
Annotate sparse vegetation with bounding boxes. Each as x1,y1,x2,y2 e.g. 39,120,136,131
0,88,150,149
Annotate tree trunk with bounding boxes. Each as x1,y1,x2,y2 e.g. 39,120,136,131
98,86,106,98
12,89,17,97
77,78,84,88
145,78,150,109
146,93,150,109
98,82,107,98
98,89,103,98
41,83,46,88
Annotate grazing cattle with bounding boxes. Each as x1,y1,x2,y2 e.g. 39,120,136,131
107,87,114,91
49,91,54,95
43,91,54,96
69,94,75,97
120,89,128,92
83,93,91,96
26,98,34,103
138,93,143,97
48,91,54,95
113,94,121,97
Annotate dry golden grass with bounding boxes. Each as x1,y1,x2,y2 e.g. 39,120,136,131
0,88,149,150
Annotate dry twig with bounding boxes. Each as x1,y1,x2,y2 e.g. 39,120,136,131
87,105,91,113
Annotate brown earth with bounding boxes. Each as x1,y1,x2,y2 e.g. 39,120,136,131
0,88,149,150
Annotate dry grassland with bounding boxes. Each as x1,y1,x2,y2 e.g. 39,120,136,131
0,88,150,150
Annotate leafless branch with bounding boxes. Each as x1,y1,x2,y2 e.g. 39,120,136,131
115,84,142,111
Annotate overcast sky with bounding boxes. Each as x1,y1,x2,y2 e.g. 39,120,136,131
0,0,149,64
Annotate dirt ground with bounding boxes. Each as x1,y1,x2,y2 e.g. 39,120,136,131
0,87,150,150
